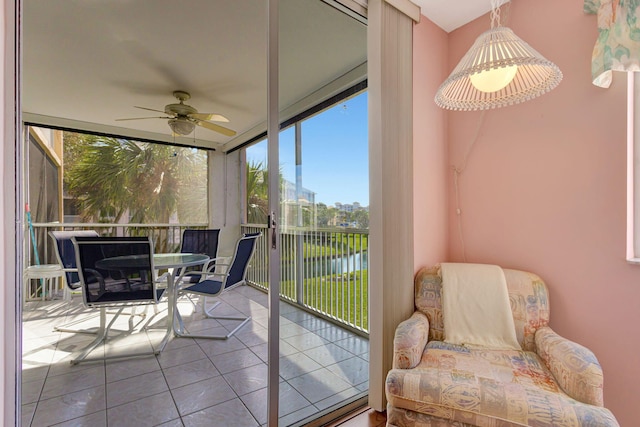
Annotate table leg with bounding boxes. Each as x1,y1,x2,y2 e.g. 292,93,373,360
156,274,175,352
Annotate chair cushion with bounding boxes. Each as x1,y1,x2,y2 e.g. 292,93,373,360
386,341,619,426
184,272,202,283
183,279,223,295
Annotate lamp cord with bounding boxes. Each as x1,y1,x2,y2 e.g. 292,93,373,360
452,110,487,262
490,0,512,28
490,0,502,28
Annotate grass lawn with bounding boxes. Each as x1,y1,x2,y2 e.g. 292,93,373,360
254,269,368,332
249,230,370,332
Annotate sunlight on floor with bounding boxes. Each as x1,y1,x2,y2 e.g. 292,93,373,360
21,285,369,426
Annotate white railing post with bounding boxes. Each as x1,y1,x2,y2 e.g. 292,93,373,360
241,224,369,333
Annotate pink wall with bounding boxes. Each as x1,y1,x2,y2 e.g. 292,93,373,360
413,16,449,271
437,0,639,424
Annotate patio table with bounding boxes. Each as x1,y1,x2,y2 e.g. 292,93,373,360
95,252,209,352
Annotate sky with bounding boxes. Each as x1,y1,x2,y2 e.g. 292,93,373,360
246,91,369,206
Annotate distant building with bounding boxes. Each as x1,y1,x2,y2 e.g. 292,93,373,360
329,201,369,229
333,201,368,212
281,179,317,227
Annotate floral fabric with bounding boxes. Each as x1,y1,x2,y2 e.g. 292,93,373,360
393,312,430,369
585,0,640,88
386,406,475,427
386,266,619,426
386,341,619,426
535,326,604,406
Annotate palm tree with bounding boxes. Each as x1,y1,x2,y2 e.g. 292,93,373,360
64,133,207,224
246,160,269,224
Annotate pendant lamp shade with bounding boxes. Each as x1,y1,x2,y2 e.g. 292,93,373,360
435,27,562,111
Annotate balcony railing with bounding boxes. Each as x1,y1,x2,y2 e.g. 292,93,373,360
242,224,369,334
26,222,369,335
27,222,208,267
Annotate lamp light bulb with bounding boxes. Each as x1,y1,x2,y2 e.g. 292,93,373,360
470,65,517,93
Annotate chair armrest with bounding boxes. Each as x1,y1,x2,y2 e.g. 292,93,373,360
204,257,231,273
393,312,430,369
155,272,169,288
535,326,604,406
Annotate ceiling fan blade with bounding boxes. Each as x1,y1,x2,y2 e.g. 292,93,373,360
195,119,237,137
115,116,169,121
134,106,168,114
190,112,229,123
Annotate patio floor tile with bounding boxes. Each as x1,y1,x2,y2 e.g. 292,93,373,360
21,285,369,426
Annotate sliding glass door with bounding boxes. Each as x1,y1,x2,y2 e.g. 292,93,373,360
19,0,369,426
241,2,368,423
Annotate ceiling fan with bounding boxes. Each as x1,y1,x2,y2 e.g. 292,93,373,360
116,91,236,137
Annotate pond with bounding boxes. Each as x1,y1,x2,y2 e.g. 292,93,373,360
303,251,368,277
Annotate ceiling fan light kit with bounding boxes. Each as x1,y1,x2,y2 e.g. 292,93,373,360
116,90,236,137
168,118,196,136
434,0,562,111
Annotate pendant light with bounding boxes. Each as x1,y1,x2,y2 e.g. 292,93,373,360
435,0,562,111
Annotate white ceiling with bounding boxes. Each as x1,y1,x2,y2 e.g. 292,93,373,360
23,0,367,151
415,0,509,32
23,0,494,151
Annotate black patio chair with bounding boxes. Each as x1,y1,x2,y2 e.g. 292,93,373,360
178,228,220,284
70,236,166,364
49,230,100,299
49,230,105,334
49,230,148,335
174,232,261,340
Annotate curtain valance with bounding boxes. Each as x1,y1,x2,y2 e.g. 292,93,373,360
585,0,640,88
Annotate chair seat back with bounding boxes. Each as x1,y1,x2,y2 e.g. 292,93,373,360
223,233,261,290
49,230,100,289
414,265,551,352
180,229,221,281
181,229,220,256
72,236,161,306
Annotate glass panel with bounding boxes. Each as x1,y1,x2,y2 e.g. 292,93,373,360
299,91,369,330
27,134,60,268
246,138,269,225
62,131,209,225
25,126,212,272
22,2,271,426
300,92,369,216
279,126,296,230
277,0,368,423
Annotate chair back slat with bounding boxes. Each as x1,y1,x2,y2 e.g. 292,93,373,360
180,229,220,280
181,229,220,256
72,236,159,306
49,230,99,288
224,233,260,289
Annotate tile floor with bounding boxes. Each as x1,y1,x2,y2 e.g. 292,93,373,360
21,285,369,427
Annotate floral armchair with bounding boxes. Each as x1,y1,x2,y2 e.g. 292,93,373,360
385,265,619,427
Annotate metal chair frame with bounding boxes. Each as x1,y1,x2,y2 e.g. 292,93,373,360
175,228,221,288
70,236,166,364
174,233,260,340
49,230,146,335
